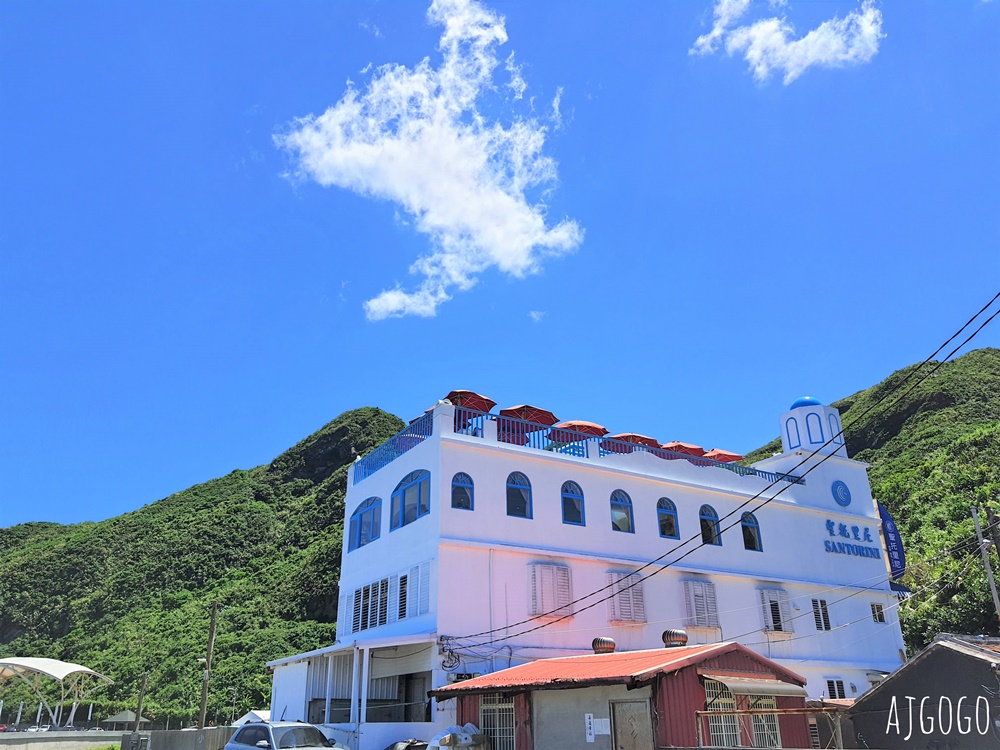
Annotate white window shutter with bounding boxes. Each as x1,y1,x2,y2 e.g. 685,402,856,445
387,575,399,623
555,565,572,614
607,573,620,621
528,565,540,615
778,590,793,633
419,561,431,615
631,576,646,622
703,582,718,627
684,581,696,626
408,565,419,618
759,590,772,631
338,591,348,635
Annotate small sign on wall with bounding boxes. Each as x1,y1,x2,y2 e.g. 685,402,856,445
585,713,595,743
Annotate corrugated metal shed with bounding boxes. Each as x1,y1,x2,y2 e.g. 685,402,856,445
430,642,806,696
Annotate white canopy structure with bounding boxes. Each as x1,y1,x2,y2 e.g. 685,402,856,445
0,657,112,727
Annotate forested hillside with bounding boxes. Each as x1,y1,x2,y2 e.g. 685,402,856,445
745,347,1000,652
2,349,998,726
0,408,403,726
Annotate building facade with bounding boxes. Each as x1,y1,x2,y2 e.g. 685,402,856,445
268,396,905,749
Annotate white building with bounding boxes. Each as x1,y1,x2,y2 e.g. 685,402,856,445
268,396,906,749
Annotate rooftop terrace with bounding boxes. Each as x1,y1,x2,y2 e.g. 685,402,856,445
352,405,803,487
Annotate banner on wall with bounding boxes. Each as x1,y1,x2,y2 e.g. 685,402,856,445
878,501,906,580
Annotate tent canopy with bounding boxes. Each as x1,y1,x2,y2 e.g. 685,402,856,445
0,657,111,684
102,710,150,724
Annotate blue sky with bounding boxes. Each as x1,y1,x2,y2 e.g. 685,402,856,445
2,0,998,528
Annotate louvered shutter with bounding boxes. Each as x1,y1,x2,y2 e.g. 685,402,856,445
607,573,620,621
778,590,793,633
684,581,696,625
631,576,646,622
408,565,419,617
419,561,431,615
617,575,633,621
555,565,572,615
812,600,823,630
352,588,362,634
387,575,399,623
398,574,409,620
759,590,773,631
703,582,718,627
529,565,540,615
338,591,349,635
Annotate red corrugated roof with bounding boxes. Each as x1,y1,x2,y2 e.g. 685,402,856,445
430,642,805,697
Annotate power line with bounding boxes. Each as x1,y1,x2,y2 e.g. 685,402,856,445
451,290,1000,646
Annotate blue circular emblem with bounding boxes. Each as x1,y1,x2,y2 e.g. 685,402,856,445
832,480,852,507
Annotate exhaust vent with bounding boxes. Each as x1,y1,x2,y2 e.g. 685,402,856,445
662,629,689,648
592,637,616,654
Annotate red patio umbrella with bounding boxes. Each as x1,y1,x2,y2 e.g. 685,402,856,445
445,390,497,413
602,432,659,454
703,448,744,463
661,441,706,457
498,405,558,446
499,405,559,426
551,420,609,437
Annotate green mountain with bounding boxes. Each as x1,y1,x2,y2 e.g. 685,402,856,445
745,347,1000,652
0,407,404,727
2,348,998,726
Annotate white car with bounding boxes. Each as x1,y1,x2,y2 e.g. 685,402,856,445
223,722,348,750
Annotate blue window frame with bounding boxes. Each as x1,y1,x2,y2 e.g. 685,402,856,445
742,512,763,551
700,504,721,546
657,497,679,539
390,470,431,530
348,497,382,551
506,472,532,518
561,481,585,526
611,489,634,533
452,472,474,510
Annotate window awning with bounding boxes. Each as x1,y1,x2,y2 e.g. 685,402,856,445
702,673,808,697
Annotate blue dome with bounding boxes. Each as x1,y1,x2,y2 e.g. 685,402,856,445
790,396,823,410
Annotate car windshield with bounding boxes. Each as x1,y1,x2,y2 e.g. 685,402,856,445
271,727,331,749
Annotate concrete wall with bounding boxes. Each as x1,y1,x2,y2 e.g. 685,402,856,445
532,685,651,750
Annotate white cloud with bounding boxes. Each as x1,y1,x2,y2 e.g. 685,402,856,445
550,87,563,129
359,20,383,38
278,0,582,320
690,0,751,55
505,52,526,99
528,310,545,323
692,0,885,84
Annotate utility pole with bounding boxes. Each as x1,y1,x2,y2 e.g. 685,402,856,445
135,673,148,733
972,507,1000,626
198,602,219,729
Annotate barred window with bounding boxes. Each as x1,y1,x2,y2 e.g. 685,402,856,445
826,679,846,700
480,694,515,750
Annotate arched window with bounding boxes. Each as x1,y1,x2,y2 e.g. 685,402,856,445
348,497,381,551
657,498,679,539
452,472,474,510
611,490,634,533
390,470,430,530
561,481,585,526
742,512,762,551
829,413,843,445
506,472,532,518
806,412,824,444
785,417,801,450
700,505,721,546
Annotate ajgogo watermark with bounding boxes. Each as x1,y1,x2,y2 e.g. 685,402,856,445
885,695,994,740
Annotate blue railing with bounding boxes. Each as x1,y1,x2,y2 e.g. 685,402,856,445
353,411,434,484
477,410,801,485
355,407,803,486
